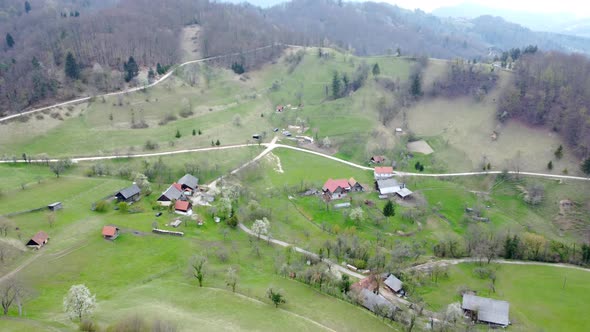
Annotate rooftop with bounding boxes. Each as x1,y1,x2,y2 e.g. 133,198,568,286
375,166,394,174
102,226,119,237
462,294,510,326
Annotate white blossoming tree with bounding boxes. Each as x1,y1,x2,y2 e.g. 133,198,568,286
252,217,270,240
63,284,96,321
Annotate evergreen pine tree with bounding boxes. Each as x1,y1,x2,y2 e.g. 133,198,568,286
156,63,163,75
372,63,380,76
123,56,139,82
65,52,80,79
215,139,221,146
148,68,155,81
332,71,341,99
5,33,14,48
383,200,395,217
192,129,196,136
547,161,553,170
175,129,181,138
582,157,590,175
24,1,31,13
554,145,563,159
410,74,422,97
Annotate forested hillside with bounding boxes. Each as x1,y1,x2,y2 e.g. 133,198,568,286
498,52,590,158
0,0,293,116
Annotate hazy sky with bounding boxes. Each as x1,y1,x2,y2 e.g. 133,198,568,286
383,0,589,17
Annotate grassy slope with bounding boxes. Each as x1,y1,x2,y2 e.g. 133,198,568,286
0,164,395,332
417,263,590,332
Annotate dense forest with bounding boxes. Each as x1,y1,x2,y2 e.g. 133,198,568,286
498,52,590,158
3,0,590,117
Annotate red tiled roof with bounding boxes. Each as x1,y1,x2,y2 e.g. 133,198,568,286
375,166,394,174
102,226,118,237
172,183,182,191
31,231,48,244
323,179,351,193
175,200,191,212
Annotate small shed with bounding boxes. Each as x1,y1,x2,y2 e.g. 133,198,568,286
102,226,120,240
48,202,62,211
174,200,193,216
27,231,49,249
396,188,413,199
348,178,364,192
384,274,403,293
170,219,182,228
115,183,141,203
334,202,351,209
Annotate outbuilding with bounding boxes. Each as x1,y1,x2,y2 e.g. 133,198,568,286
47,202,62,211
462,294,510,327
115,183,141,203
102,226,120,240
27,231,49,249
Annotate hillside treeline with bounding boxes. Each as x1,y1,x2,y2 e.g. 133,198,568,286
0,0,295,116
429,60,498,100
498,52,590,158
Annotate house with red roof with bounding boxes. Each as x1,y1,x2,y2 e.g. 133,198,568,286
26,231,49,249
374,166,394,180
102,225,120,240
175,200,193,216
322,179,351,200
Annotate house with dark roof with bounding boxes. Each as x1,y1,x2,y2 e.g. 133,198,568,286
462,294,510,327
370,155,386,164
115,183,141,203
178,174,199,195
27,231,49,249
157,184,186,206
175,200,193,216
102,226,120,240
374,166,394,179
348,178,364,192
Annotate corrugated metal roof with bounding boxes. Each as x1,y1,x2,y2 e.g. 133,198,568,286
117,183,141,199
462,294,510,326
178,174,199,189
384,274,403,292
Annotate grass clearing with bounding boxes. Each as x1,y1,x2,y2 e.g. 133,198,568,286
417,262,590,332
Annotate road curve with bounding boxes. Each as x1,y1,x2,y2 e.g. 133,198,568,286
238,223,366,280
0,44,280,124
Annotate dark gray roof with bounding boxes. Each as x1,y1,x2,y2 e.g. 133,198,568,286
178,174,199,189
462,294,510,326
384,274,403,292
117,184,141,199
359,289,397,315
159,185,184,201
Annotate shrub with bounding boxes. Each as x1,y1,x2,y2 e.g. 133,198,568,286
144,140,159,151
118,202,129,213
94,200,109,212
179,108,194,118
79,319,97,332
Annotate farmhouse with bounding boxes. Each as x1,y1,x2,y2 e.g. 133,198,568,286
47,202,62,211
102,225,119,240
178,174,199,194
370,155,385,164
175,200,193,216
157,184,186,206
115,183,141,203
322,178,351,200
374,166,394,179
383,274,403,294
462,294,510,327
27,231,49,249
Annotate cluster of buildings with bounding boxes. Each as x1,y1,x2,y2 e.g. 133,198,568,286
320,163,413,201
154,174,199,216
